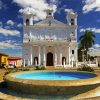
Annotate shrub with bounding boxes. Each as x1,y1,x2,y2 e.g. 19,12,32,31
77,64,94,72
0,64,5,69
21,68,29,71
35,66,46,70
40,66,46,70
35,66,41,70
4,69,19,76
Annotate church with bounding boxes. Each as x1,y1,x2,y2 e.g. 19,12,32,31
22,9,78,68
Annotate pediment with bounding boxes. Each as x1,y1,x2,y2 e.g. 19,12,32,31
35,18,66,27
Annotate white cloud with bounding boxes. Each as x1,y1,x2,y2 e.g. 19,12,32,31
0,40,22,49
13,0,57,21
0,1,7,10
0,21,2,27
6,20,22,28
56,5,66,14
80,27,100,33
17,23,22,28
0,22,2,25
0,1,2,10
97,20,100,23
0,1,5,10
4,26,10,29
50,0,58,4
83,0,100,13
9,53,22,58
93,44,100,49
65,9,73,13
89,44,100,56
7,20,15,26
0,27,20,36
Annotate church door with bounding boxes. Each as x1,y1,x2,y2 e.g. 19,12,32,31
47,52,53,66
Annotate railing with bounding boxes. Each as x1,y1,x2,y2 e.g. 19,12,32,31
78,61,98,67
23,37,72,43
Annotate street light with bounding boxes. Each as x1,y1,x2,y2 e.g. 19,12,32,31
81,49,86,64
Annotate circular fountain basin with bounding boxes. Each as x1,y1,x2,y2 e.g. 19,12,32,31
12,71,96,80
5,70,100,95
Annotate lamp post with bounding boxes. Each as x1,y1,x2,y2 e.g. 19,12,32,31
81,49,86,64
87,51,89,63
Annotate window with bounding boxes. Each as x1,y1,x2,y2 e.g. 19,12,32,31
72,50,74,54
71,19,74,22
49,12,51,15
71,22,74,25
26,19,29,26
72,32,74,34
71,19,74,25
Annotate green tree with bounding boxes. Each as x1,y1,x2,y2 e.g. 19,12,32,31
78,30,95,61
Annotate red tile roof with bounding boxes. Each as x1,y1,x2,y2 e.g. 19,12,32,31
0,53,8,56
8,57,22,60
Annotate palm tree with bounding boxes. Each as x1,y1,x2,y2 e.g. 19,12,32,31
79,30,95,61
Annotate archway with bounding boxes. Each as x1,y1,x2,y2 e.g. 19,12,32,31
34,57,38,66
26,19,29,26
47,52,53,66
62,57,66,65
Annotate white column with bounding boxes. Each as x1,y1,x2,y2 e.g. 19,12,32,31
28,59,30,66
69,46,71,66
54,46,57,67
76,60,78,67
38,46,41,66
72,60,74,67
60,47,62,65
43,46,46,67
96,58,98,67
30,46,33,65
23,59,25,67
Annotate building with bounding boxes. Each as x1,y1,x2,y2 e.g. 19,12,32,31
22,8,78,68
0,53,8,66
88,48,100,67
8,57,22,67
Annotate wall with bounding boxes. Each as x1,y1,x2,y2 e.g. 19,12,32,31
0,55,8,65
9,60,22,67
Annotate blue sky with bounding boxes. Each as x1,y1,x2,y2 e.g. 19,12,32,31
0,0,100,56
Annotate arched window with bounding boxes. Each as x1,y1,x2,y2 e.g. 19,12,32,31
62,57,66,65
72,50,74,54
49,12,51,15
26,19,29,26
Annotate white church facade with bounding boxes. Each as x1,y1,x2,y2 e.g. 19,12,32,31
22,9,78,68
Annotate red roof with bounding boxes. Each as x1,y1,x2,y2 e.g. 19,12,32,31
0,53,8,56
8,57,22,60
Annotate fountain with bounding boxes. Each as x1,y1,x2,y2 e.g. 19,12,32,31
5,70,100,95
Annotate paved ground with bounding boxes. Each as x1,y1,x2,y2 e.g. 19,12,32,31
0,68,100,100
